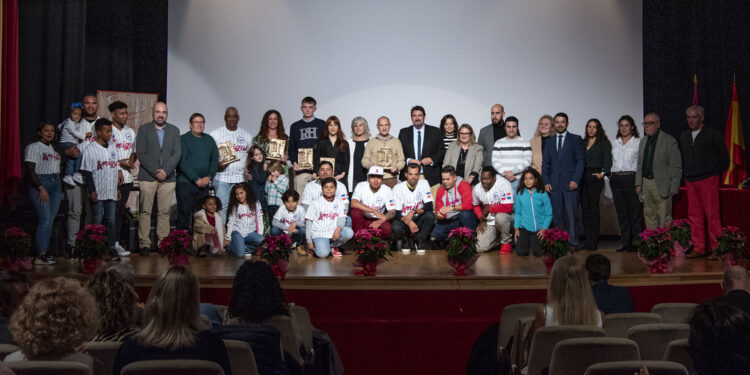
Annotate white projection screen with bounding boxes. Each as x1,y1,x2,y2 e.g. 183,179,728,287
167,0,643,138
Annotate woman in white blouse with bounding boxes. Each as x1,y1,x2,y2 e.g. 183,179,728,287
610,115,642,252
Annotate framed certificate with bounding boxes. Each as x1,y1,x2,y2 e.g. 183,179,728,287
218,142,239,164
298,148,314,170
376,147,393,168
267,139,286,160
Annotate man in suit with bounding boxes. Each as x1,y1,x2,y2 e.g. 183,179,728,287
136,102,182,255
635,112,682,229
477,104,506,168
585,254,635,314
721,266,750,316
542,112,584,247
398,105,445,186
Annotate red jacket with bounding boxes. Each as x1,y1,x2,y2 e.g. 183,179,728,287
435,179,483,219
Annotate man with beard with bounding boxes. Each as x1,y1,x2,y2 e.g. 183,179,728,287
478,104,507,168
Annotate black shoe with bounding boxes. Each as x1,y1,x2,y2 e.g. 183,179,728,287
574,244,589,251
109,249,121,262
626,247,637,252
429,238,441,250
139,247,150,256
196,244,210,258
616,247,628,252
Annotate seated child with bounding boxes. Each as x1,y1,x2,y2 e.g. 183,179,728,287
193,196,225,256
271,190,306,255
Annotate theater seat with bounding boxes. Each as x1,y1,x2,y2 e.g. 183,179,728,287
604,312,662,337
526,325,606,375
663,338,693,374
626,323,690,360
497,303,539,350
650,303,697,323
0,344,20,360
85,341,121,375
584,360,688,375
224,339,259,375
7,361,92,375
121,359,224,375
547,337,640,375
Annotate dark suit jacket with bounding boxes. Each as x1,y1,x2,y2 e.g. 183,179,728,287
722,289,750,316
591,281,636,315
398,124,445,186
542,132,584,190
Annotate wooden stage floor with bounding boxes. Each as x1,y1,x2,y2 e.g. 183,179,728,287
29,240,725,290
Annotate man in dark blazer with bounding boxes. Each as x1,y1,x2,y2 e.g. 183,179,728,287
721,266,750,316
585,254,635,314
542,112,584,247
398,105,445,186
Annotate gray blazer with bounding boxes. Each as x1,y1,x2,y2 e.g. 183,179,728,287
635,129,682,198
477,124,495,168
443,142,484,181
136,122,182,182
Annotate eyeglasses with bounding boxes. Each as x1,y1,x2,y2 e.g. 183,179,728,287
459,132,472,135
642,121,658,126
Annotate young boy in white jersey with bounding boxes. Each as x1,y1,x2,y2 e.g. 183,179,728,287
271,190,307,255
473,166,514,253
305,177,353,258
392,163,436,253
80,118,122,261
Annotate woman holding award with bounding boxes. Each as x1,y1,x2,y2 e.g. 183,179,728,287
252,109,289,176
313,116,350,190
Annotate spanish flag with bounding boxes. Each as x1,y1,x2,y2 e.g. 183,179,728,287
722,80,747,187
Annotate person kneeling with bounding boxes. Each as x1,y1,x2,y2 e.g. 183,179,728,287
430,166,481,248
350,166,396,240
305,178,353,257
224,182,264,257
271,190,307,256
392,163,436,252
473,166,514,254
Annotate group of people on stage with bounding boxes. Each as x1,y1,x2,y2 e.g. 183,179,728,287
24,94,730,263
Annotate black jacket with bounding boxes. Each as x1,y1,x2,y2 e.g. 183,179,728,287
679,127,729,182
398,125,445,186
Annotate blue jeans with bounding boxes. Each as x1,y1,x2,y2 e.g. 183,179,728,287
212,179,233,219
60,142,81,176
270,225,306,244
29,174,62,256
92,199,117,248
312,226,354,257
430,210,478,241
229,231,264,257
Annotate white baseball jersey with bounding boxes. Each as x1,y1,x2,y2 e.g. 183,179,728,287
111,125,136,184
24,142,61,175
305,196,348,238
210,127,252,183
225,201,264,239
272,205,306,233
302,180,349,208
58,118,88,144
80,141,119,200
76,117,100,153
472,178,514,225
392,179,433,217
351,182,396,219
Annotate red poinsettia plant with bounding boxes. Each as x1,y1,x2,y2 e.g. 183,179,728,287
160,229,193,266
446,227,478,276
636,226,672,273
76,224,109,274
669,219,691,256
540,228,574,259
352,228,391,276
713,226,748,267
260,234,293,279
0,227,32,259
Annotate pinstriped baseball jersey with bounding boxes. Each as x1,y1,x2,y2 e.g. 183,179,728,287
301,180,349,208
80,141,119,200
24,142,61,175
77,117,100,153
305,196,348,238
351,181,396,219
210,127,252,183
392,179,433,217
111,125,136,183
225,201,264,239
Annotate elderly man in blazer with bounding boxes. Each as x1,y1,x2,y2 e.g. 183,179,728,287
635,112,682,229
136,102,182,254
543,112,585,247
398,105,445,186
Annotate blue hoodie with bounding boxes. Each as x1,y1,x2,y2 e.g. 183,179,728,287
514,188,553,232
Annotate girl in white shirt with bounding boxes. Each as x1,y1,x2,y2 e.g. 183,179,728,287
611,115,642,252
224,182,264,257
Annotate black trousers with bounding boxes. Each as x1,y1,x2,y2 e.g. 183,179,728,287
610,173,642,249
580,169,604,249
176,181,210,231
517,228,542,256
392,211,436,243
115,183,133,245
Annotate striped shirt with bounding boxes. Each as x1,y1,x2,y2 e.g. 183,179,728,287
210,126,252,183
305,196,348,239
472,177,514,225
265,174,289,206
272,205,305,233
351,181,396,219
81,141,120,200
24,142,61,175
491,136,532,176
225,201,264,239
76,117,100,153
112,125,136,183
392,179,433,217
301,180,349,209
58,118,88,144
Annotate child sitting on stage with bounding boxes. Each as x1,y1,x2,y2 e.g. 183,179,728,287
193,196,225,256
305,177,353,258
224,182,264,257
265,160,289,221
513,168,553,256
271,190,306,255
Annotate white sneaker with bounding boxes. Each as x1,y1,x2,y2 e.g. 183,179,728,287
63,175,75,186
73,172,84,185
416,248,426,255
114,242,130,256
401,248,411,254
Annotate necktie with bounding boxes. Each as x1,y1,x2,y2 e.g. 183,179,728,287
557,135,563,152
417,130,422,160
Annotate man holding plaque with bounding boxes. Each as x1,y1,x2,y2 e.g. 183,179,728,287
362,116,405,188
210,106,252,218
289,96,325,200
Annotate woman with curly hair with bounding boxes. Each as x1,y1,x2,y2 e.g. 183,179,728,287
113,266,231,375
5,277,101,372
227,261,288,323
87,268,140,341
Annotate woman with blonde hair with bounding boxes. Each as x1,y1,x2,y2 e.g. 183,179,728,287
533,255,604,330
113,266,231,375
87,268,140,342
5,277,102,373
530,115,554,173
443,124,484,185
347,116,370,190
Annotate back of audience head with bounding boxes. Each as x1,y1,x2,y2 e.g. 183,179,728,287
688,298,750,375
136,266,207,350
228,261,288,323
87,268,139,336
722,265,750,294
548,255,600,325
106,263,136,286
9,277,98,359
0,271,31,319
585,253,611,285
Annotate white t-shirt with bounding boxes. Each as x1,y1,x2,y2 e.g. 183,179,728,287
305,196,348,239
24,142,61,175
472,178,514,225
351,181,396,219
392,179,433,217
111,125,136,183
80,141,119,200
272,205,306,233
210,126,252,183
302,180,349,208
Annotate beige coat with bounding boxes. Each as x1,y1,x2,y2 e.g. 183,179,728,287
361,135,405,179
443,142,484,180
530,135,544,173
193,209,225,251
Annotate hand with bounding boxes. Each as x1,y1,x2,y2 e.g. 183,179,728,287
307,242,315,252
593,172,604,180
545,184,552,193
332,227,342,241
118,171,124,185
156,169,167,181
281,153,288,162
196,177,210,188
635,186,642,195
90,192,98,203
408,221,419,234
568,181,578,190
38,186,49,204
503,171,515,181
312,173,318,180
436,211,445,220
537,228,546,240
477,221,487,234
117,190,122,200
390,166,399,174
210,228,216,234
438,206,452,216
467,175,475,184
514,228,520,242
369,220,383,229
245,170,253,181
335,172,345,180
64,145,80,158
420,157,433,166
218,161,229,171
293,162,301,171
288,223,297,232
223,239,230,248
85,132,93,138
374,211,386,221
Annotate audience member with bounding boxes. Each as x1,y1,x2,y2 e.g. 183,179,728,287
350,166,396,239
113,266,231,375
611,115,642,252
271,190,306,255
361,116,405,189
210,106,252,219
177,113,218,232
227,261,289,323
265,160,289,220
289,97,326,198
491,116,531,191
530,114,553,174
687,298,750,375
720,266,750,315
301,161,349,211
513,168,553,257
431,166,481,247
580,119,612,251
391,163,436,252
398,105,445,186
192,196,225,256
347,116,370,190
585,254,635,314
305,177,353,258
478,104,506,168
445,124,484,185
87,268,140,341
439,114,458,149
0,271,31,344
313,116,350,190
473,166,514,254
225,182,264,258
109,101,137,256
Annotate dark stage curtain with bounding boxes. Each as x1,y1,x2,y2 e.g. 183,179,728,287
643,0,750,173
1,0,21,203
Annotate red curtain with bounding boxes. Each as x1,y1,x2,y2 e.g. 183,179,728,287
1,0,20,204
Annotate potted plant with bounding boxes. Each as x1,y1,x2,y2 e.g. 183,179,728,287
446,227,479,276
352,228,391,276
713,226,748,269
259,234,293,279
540,228,574,272
0,227,33,271
159,229,193,266
669,219,691,257
636,226,672,273
75,224,109,274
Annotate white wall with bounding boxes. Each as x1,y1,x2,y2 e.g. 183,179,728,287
167,0,642,139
